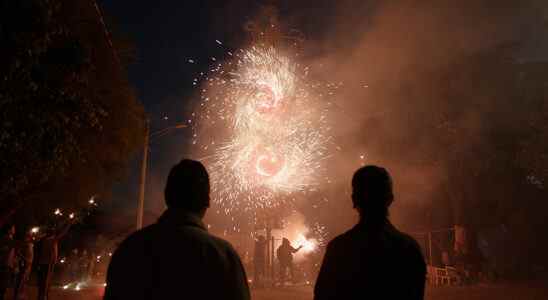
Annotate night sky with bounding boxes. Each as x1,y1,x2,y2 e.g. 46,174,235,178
98,0,348,219
97,1,548,229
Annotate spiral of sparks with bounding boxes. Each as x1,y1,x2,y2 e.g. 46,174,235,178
193,46,331,214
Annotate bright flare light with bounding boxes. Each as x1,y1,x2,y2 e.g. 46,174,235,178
294,233,317,253
30,227,40,234
193,46,331,214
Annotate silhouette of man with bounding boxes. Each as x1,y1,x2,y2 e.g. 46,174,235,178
0,224,16,300
104,159,250,300
37,221,73,300
277,238,302,284
314,166,426,300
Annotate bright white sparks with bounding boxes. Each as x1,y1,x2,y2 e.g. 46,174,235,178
193,46,331,214
294,233,317,253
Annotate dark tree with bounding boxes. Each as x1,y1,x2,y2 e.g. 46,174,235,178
0,0,145,220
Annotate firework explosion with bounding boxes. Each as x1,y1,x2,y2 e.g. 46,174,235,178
193,45,331,214
274,212,329,261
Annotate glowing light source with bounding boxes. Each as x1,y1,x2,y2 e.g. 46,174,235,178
193,46,331,214
293,233,317,253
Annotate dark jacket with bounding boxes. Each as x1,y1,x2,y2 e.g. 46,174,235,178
277,243,299,265
314,220,426,300
104,210,250,300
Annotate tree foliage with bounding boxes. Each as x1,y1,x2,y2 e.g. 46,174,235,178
0,0,144,214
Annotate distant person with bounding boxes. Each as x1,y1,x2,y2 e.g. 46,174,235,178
314,166,426,300
0,224,17,299
68,248,80,281
0,201,21,228
79,249,90,282
253,235,267,287
36,221,73,300
104,159,250,300
87,251,96,281
14,228,34,300
277,238,302,284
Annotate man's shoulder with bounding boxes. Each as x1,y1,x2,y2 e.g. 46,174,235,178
326,227,358,250
125,224,159,243
327,223,422,251
111,225,157,257
203,232,239,255
387,227,422,252
387,227,426,268
116,223,235,250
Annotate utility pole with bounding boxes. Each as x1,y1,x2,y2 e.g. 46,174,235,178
136,121,186,230
136,119,149,230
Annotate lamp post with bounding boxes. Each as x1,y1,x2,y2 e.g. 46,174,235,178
136,120,187,230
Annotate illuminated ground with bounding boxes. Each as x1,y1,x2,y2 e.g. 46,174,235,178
13,281,548,299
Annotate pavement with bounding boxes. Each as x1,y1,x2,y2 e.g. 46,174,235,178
8,280,548,300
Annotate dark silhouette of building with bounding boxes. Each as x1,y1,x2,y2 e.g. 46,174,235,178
314,165,426,300
254,235,267,287
104,159,250,300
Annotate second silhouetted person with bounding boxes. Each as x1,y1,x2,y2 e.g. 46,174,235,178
314,165,426,300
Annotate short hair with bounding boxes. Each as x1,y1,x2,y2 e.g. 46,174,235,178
164,159,210,212
351,165,394,218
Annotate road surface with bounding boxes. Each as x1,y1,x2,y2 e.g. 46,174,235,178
14,281,548,300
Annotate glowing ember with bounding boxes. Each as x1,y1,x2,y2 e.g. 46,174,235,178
294,233,317,253
54,208,62,216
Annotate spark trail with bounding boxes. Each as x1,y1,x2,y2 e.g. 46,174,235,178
193,46,332,215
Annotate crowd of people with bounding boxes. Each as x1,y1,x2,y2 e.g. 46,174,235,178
1,158,427,300
0,220,72,300
0,219,114,300
62,248,110,284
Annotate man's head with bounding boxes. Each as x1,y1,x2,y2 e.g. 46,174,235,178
164,159,210,214
351,165,394,221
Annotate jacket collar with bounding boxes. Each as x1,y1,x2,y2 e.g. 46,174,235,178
355,217,395,232
157,209,206,231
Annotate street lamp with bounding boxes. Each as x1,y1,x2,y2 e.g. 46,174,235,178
136,119,187,230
